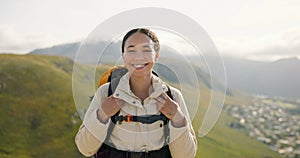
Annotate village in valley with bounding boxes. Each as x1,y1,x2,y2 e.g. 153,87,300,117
225,95,300,158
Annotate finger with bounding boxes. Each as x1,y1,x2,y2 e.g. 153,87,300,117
159,94,165,100
156,99,165,110
115,98,125,107
157,96,165,103
156,99,163,106
156,98,166,107
161,92,170,101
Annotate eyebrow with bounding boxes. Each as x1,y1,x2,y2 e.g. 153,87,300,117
126,45,135,50
126,44,151,50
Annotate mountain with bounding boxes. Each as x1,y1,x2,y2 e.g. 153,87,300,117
0,54,282,158
30,42,300,98
186,54,300,98
30,42,120,64
30,42,80,58
29,42,232,97
222,56,300,98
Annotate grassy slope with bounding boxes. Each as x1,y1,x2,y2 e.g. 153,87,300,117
0,54,82,158
0,54,282,158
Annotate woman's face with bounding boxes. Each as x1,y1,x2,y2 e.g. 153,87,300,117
122,32,159,78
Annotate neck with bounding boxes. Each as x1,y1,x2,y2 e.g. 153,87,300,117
129,74,153,101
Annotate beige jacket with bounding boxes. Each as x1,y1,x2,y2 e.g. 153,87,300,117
75,73,197,157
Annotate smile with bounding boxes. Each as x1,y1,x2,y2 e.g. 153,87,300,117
132,63,148,69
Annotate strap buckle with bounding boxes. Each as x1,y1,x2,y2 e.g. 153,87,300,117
125,114,132,122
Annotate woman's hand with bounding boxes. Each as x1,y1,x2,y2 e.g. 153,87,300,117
156,92,186,127
97,95,125,123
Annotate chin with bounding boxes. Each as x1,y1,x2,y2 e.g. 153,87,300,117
130,68,152,78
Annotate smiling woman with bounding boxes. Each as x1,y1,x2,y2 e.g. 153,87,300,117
75,28,197,158
122,29,159,85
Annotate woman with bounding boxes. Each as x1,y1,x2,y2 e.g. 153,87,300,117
75,28,197,158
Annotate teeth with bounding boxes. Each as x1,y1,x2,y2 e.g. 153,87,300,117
133,64,146,68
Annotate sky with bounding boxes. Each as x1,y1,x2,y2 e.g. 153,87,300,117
0,0,300,61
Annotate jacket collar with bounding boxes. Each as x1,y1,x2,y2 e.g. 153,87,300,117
114,72,169,101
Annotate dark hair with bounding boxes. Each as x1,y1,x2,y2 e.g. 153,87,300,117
121,28,160,53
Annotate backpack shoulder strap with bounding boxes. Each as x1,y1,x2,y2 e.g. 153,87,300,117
102,67,127,147
166,85,174,100
163,85,173,145
108,68,128,96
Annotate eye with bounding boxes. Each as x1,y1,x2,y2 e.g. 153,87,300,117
142,47,152,52
142,49,152,53
127,50,136,53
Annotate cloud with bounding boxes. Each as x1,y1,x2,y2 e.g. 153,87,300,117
0,25,59,54
255,29,300,55
216,28,300,61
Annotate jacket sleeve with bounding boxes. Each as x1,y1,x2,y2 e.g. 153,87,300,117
168,87,198,158
75,84,110,157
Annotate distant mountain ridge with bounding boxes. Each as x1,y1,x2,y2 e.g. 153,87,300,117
222,56,300,98
30,42,300,98
30,42,80,58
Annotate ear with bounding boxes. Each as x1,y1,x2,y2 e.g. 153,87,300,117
155,52,159,61
122,53,125,61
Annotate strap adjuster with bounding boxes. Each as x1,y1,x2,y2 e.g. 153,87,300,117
126,114,132,122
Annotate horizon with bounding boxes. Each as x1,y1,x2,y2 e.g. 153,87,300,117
1,39,300,63
0,41,300,63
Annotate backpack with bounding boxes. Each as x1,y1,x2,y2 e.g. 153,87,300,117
94,65,173,158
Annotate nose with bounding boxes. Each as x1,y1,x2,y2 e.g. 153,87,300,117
137,51,144,57
134,51,146,59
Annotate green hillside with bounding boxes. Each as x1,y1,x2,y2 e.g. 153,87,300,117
0,54,82,158
0,54,282,158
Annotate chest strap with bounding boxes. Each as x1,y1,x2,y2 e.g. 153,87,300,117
111,113,169,124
